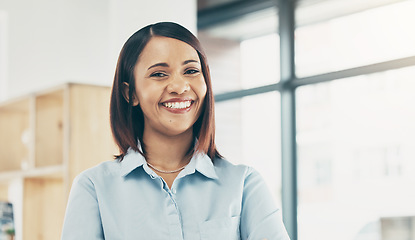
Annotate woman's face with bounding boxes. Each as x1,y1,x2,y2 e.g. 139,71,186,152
132,36,207,138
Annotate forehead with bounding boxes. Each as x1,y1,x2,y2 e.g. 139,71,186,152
137,36,200,66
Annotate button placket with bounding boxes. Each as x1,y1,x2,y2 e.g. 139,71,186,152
164,186,184,239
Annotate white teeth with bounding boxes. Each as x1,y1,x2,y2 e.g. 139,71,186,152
163,101,192,109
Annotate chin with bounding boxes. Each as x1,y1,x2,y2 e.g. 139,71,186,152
163,125,194,137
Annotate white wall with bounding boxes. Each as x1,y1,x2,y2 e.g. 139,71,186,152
0,10,7,101
0,0,196,100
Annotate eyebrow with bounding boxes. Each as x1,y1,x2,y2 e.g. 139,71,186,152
183,59,200,65
147,63,169,70
147,59,200,70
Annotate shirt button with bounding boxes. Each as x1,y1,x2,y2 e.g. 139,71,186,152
171,188,176,194
150,173,157,179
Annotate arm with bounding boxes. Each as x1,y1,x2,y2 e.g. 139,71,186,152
240,168,290,240
61,173,104,240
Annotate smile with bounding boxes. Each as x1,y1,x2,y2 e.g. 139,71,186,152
162,100,192,109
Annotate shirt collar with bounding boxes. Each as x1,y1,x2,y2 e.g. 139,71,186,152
181,153,218,180
119,148,218,180
119,148,147,177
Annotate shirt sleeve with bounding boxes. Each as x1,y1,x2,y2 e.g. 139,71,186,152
240,167,291,240
61,173,104,240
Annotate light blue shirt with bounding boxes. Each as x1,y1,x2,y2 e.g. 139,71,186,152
61,148,290,240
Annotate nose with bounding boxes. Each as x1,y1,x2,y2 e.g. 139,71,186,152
167,74,190,95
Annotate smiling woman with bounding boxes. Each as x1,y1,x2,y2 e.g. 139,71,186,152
130,36,207,144
61,22,290,240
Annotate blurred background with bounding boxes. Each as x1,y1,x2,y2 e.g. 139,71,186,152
1,0,415,240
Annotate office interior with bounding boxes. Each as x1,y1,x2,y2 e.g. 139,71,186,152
1,0,415,239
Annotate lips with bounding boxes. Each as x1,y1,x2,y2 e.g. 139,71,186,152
160,98,194,113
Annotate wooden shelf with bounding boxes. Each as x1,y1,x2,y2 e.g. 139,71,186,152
23,177,65,240
35,90,64,167
0,165,64,182
0,98,32,172
0,83,117,240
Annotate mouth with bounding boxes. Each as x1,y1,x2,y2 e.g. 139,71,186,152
162,100,193,109
160,99,194,113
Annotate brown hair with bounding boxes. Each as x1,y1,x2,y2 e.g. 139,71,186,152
110,22,221,161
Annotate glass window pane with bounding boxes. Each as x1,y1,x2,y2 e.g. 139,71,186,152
296,66,415,240
199,32,242,94
215,92,282,205
241,34,280,89
296,1,415,77
200,33,280,93
198,8,280,94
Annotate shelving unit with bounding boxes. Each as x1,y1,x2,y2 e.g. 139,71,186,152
35,89,64,168
0,83,117,240
0,98,31,172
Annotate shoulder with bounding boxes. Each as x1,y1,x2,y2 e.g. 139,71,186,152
73,160,121,184
212,157,257,182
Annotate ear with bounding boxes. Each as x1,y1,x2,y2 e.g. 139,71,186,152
122,82,139,106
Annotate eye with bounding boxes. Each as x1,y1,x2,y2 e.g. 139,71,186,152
185,69,200,75
150,72,167,78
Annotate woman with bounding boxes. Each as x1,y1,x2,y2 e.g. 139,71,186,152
61,22,290,240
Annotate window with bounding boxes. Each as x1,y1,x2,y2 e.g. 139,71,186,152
295,0,415,77
199,7,279,93
216,92,281,204
296,66,415,240
199,5,282,206
198,0,415,239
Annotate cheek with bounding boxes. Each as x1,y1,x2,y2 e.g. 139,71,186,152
194,78,207,100
135,84,161,110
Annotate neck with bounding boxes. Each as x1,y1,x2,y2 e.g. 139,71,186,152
142,128,194,169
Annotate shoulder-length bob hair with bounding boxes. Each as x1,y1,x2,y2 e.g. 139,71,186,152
110,22,220,161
